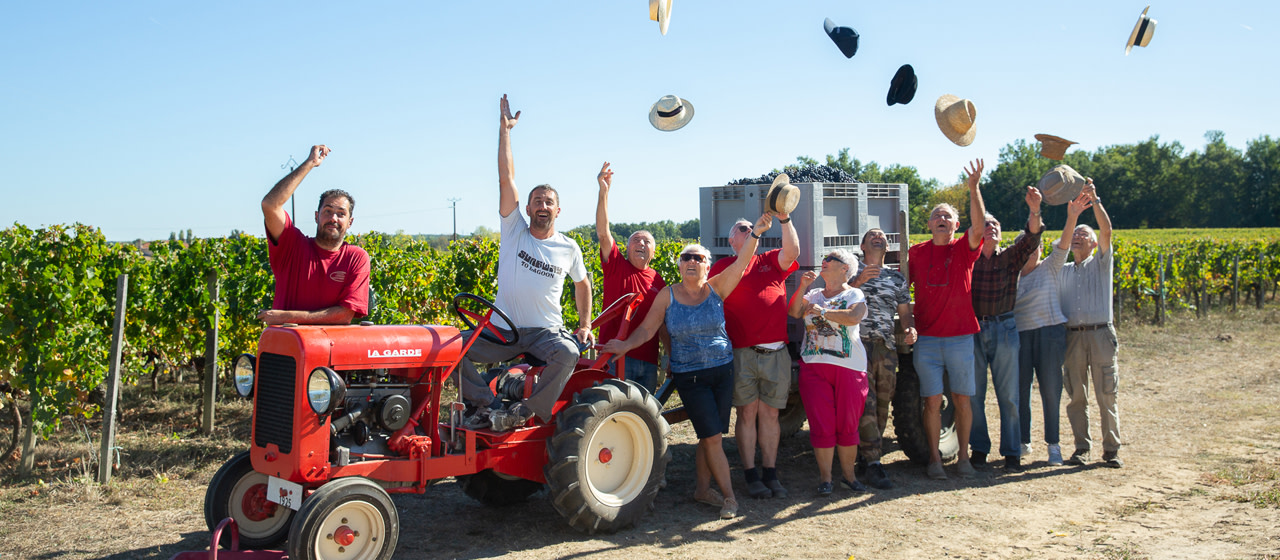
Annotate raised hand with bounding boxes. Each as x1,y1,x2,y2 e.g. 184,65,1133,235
1067,191,1093,218
799,270,819,288
1025,186,1043,209
754,212,774,236
1083,178,1097,199
965,159,985,189
500,94,521,130
306,145,331,167
597,162,613,191
854,263,881,287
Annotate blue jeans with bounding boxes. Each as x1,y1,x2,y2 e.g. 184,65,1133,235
971,313,1022,458
610,355,659,395
1018,324,1065,446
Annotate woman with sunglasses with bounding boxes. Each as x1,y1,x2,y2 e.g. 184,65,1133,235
788,248,870,496
601,213,773,519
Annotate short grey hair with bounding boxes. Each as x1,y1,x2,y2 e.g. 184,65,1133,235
1074,224,1097,243
983,212,999,225
727,218,753,237
827,248,859,282
930,203,958,221
677,243,711,262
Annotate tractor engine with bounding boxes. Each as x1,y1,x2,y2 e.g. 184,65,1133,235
326,369,417,458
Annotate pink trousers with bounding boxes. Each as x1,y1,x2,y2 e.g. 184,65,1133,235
799,361,869,448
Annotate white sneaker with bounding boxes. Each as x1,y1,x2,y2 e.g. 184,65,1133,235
1047,444,1063,466
1020,442,1033,457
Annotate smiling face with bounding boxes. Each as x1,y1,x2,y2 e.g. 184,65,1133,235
626,230,655,269
525,185,561,231
314,194,354,246
820,252,850,283
1071,224,1098,254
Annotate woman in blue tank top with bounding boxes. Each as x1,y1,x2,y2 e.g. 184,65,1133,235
602,213,772,520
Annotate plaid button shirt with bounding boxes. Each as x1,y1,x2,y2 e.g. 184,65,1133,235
971,230,1042,318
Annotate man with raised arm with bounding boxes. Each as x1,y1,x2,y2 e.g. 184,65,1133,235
907,159,988,480
967,186,1044,474
849,228,917,489
709,212,799,499
595,162,667,394
459,95,594,433
1060,180,1123,468
259,144,370,325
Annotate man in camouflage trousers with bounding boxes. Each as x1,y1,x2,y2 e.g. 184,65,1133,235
851,228,917,489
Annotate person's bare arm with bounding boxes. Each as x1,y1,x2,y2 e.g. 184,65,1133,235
789,271,818,319
1025,186,1044,235
1059,191,1092,250
595,162,615,262
965,159,987,250
708,213,769,298
573,278,594,346
1088,179,1113,254
497,95,521,219
600,288,671,356
257,305,354,325
822,301,867,326
897,302,917,345
263,145,329,241
777,211,799,270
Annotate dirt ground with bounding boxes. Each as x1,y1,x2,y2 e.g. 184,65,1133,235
3,308,1280,560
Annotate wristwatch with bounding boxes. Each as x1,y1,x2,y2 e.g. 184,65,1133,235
750,230,762,239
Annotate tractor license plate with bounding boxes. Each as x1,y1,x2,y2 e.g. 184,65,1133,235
266,476,303,511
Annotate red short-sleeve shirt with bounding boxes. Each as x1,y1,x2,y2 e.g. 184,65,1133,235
267,215,370,317
599,242,667,364
709,249,798,348
908,233,983,337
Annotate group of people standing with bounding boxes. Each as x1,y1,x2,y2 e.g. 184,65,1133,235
258,95,1123,522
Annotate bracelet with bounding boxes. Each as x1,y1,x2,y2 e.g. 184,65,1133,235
779,217,791,224
1030,210,1041,216
750,230,762,239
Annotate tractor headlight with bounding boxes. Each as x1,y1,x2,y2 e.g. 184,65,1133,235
307,367,346,416
233,354,256,398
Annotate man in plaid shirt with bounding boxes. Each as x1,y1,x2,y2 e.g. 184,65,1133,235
968,186,1044,473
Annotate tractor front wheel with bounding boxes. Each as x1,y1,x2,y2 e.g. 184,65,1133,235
203,451,293,548
545,378,670,534
287,477,398,560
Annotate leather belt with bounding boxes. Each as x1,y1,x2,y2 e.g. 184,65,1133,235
750,345,785,354
1068,323,1111,332
976,311,1015,322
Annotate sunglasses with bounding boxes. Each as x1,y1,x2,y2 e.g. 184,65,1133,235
736,224,751,233
679,253,707,263
823,255,846,265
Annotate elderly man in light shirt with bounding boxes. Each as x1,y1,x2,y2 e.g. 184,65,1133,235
1012,192,1091,466
1059,181,1123,468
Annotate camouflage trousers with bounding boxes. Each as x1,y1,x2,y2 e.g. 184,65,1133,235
857,338,898,462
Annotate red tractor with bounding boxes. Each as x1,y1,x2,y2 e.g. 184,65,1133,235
204,293,669,559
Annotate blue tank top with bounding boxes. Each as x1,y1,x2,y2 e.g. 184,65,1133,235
665,287,733,373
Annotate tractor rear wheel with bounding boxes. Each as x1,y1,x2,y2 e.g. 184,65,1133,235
545,378,670,534
458,469,543,506
287,477,398,560
892,351,959,465
204,451,294,548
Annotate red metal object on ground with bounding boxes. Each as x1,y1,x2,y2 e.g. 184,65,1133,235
168,518,288,560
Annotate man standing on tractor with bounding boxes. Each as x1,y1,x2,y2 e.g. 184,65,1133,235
1060,181,1124,468
967,186,1044,474
907,159,988,480
458,94,595,432
258,144,371,325
595,161,666,394
709,214,799,499
850,228,917,489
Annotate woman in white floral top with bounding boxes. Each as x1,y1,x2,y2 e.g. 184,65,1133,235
788,247,869,496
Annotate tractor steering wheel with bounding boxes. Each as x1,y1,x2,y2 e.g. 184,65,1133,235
451,293,520,346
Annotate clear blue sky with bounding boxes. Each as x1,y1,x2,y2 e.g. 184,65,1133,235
2,1,1276,241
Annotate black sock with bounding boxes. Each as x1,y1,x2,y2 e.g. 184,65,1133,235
762,467,778,482
744,467,760,483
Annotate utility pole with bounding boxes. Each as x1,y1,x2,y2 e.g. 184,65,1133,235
282,156,299,218
449,198,461,242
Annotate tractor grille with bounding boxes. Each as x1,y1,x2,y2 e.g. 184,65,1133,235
253,352,296,453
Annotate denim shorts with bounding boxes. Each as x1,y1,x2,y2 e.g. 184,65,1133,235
912,334,976,397
672,361,734,439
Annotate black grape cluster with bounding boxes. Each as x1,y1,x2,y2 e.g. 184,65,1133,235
726,164,859,185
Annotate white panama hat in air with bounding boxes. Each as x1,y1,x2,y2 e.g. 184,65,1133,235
649,95,694,131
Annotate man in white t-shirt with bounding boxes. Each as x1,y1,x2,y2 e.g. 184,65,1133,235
458,95,594,432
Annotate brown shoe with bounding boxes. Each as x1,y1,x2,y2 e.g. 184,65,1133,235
720,497,739,519
693,489,725,507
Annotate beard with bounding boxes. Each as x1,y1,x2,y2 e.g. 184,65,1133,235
316,224,346,244
530,213,553,230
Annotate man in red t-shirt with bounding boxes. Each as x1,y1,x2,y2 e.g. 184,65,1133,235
258,144,370,325
906,158,988,480
709,213,798,499
594,162,667,393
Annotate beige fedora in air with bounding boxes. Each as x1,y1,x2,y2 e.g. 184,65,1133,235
1125,6,1156,56
1037,164,1087,206
649,95,694,131
1035,134,1078,160
765,173,800,215
649,0,673,35
935,95,977,147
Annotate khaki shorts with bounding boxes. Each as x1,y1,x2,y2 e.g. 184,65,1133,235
731,347,792,409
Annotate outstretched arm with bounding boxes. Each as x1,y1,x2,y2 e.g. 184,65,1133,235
1087,179,1112,253
257,305,355,326
600,287,671,356
965,159,987,250
497,94,521,219
1059,191,1092,250
778,211,799,270
788,270,819,319
1025,186,1044,234
595,162,615,262
263,145,329,242
709,213,769,298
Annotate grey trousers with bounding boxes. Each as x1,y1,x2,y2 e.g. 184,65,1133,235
1064,325,1122,453
454,326,580,420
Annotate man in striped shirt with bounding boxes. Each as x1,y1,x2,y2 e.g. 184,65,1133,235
968,187,1044,473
